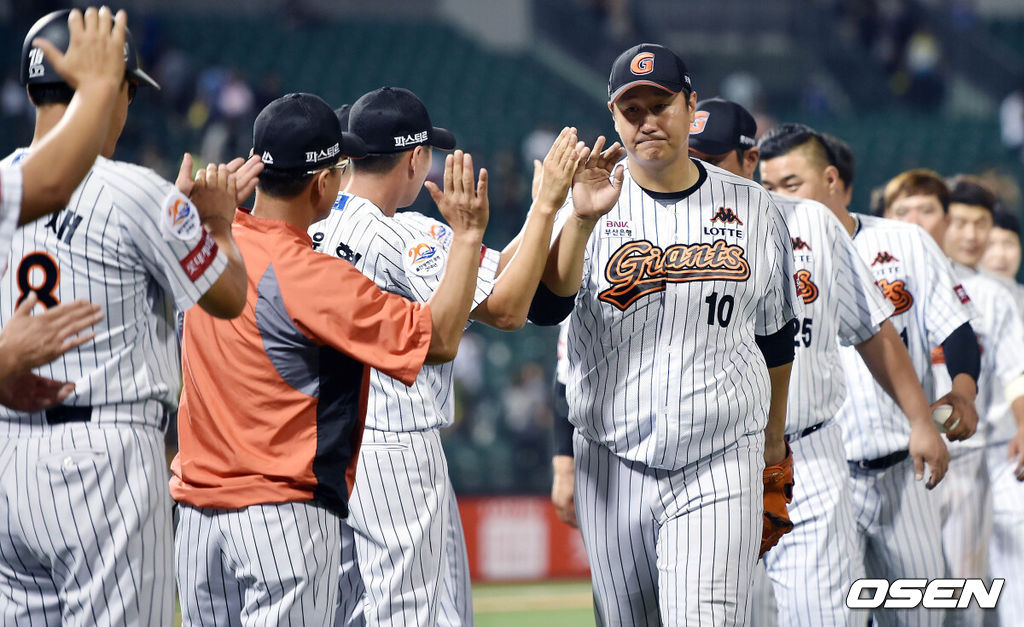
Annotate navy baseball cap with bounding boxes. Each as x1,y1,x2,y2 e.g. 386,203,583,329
21,9,160,89
253,93,367,173
348,87,456,155
608,43,691,103
689,98,757,156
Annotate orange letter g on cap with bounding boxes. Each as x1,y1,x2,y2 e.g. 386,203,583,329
630,52,655,75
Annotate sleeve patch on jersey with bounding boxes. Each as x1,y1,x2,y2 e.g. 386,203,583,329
426,222,454,247
404,240,446,277
180,228,219,281
162,192,202,242
954,284,971,305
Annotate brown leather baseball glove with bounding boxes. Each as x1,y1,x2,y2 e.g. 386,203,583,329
760,442,795,559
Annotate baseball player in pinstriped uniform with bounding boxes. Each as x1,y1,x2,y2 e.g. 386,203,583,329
171,92,490,626
309,86,579,626
0,9,251,625
760,126,980,627
542,43,798,625
688,98,944,627
942,177,1024,626
0,6,137,407
881,170,1024,626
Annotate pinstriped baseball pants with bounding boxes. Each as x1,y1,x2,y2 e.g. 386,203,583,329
0,423,173,626
175,502,340,626
574,430,763,626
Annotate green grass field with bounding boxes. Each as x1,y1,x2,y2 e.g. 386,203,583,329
174,580,594,626
474,580,594,626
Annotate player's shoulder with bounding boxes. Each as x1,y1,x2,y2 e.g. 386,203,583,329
698,159,770,198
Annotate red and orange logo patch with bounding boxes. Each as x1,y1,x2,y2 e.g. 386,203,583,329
877,278,914,315
794,269,819,304
599,239,750,310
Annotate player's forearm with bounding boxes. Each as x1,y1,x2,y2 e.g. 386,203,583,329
197,219,247,319
425,230,485,363
765,362,792,464
542,215,598,296
855,320,932,426
473,203,558,330
20,80,120,224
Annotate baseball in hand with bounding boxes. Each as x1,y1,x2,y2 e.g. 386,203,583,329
932,404,957,433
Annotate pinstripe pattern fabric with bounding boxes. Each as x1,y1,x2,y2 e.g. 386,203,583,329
558,160,797,472
0,162,22,274
0,423,172,626
848,458,946,627
335,524,365,627
985,440,1024,627
772,194,893,433
342,428,471,626
932,448,990,627
763,421,867,627
0,151,227,627
309,193,495,625
836,216,972,461
0,153,228,433
309,194,499,432
573,429,764,626
175,502,340,627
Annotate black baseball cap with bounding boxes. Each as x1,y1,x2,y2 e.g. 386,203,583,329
253,93,367,174
689,98,757,156
608,43,691,103
348,87,456,155
21,9,160,89
335,104,352,130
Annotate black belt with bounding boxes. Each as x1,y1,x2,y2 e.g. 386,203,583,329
850,449,909,471
44,405,92,425
785,421,825,443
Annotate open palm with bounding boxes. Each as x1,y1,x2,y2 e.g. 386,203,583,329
571,136,626,220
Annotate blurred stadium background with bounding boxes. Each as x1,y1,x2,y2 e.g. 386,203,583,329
3,0,1024,622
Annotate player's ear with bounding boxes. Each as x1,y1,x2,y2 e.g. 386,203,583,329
823,165,842,192
742,147,760,179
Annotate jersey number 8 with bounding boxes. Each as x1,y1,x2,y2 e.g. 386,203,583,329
16,251,60,308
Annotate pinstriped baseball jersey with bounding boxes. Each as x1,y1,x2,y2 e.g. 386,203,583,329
0,163,22,274
773,193,893,433
308,193,500,431
0,152,228,433
559,159,797,470
931,265,1024,450
555,320,569,386
836,215,972,461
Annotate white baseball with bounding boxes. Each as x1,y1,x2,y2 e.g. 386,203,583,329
932,404,957,433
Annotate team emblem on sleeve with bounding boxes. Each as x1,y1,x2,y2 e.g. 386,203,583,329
598,239,750,311
162,193,201,241
794,269,819,304
876,278,914,315
404,240,446,277
427,223,453,247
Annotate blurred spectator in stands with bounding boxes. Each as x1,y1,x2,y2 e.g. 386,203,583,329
896,28,946,110
153,45,194,116
1001,86,1024,163
452,330,486,434
522,124,558,171
503,362,554,475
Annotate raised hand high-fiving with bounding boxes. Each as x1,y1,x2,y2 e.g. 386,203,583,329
570,135,626,221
